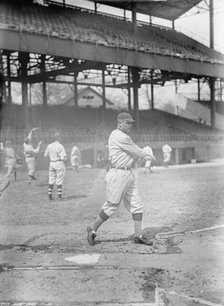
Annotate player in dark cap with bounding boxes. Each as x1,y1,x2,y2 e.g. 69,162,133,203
87,112,153,246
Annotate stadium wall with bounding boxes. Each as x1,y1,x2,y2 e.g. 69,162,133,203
28,140,224,171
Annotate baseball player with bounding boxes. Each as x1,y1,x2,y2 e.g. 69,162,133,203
143,145,156,174
44,132,67,200
162,143,172,167
0,140,17,180
70,144,80,172
23,127,42,184
0,174,10,199
87,112,153,246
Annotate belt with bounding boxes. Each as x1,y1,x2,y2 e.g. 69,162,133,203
110,166,131,171
51,160,62,162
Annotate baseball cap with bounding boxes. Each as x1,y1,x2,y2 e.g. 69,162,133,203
53,132,61,139
117,112,135,122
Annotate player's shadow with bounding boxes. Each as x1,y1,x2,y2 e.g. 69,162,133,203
95,226,172,245
95,237,131,244
37,183,48,186
63,194,86,200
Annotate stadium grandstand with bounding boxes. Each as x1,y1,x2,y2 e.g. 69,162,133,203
0,0,224,166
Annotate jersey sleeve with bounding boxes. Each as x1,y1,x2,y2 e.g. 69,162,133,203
44,145,49,157
117,134,145,159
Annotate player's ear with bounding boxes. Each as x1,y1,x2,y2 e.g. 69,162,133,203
117,120,123,128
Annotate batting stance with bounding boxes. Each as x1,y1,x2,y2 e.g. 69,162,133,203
23,127,42,184
44,132,67,200
87,112,153,246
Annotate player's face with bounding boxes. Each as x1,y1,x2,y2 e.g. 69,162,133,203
119,119,133,133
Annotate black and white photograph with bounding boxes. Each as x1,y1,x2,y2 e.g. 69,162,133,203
0,0,224,305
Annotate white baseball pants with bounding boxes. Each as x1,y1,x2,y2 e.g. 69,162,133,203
102,168,143,217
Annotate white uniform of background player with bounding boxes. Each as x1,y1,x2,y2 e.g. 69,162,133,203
87,112,154,246
44,132,67,200
162,143,172,167
143,146,156,174
0,141,17,180
23,128,42,184
70,144,80,171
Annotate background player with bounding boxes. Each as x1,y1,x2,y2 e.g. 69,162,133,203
44,132,67,200
70,143,80,172
0,140,17,180
23,127,42,184
143,145,156,174
162,143,172,167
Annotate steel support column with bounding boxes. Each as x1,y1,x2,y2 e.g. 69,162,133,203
128,67,131,111
197,78,201,101
7,53,12,104
40,55,47,106
209,0,215,128
132,67,140,129
20,52,29,128
102,69,106,123
151,70,154,110
210,77,215,128
74,71,78,107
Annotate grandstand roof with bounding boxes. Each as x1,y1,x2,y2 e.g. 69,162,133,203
88,0,202,21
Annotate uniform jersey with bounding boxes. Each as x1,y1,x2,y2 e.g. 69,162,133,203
44,141,67,162
143,146,155,160
4,147,15,160
70,146,79,157
108,129,145,168
23,143,39,157
162,144,172,153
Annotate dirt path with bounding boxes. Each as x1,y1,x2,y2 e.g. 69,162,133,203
0,163,224,305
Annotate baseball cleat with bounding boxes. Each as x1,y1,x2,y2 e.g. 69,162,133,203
134,235,153,246
87,226,96,246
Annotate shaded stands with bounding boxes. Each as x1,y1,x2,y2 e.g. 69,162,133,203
0,1,224,64
134,110,224,142
0,105,223,147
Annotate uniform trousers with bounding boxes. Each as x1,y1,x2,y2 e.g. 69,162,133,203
5,158,17,175
25,157,36,176
163,152,171,163
71,155,79,167
48,161,65,185
102,168,143,217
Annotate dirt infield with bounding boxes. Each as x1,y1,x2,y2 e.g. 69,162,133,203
0,161,224,305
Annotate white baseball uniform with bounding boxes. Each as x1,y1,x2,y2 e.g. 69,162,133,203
70,145,80,169
44,141,67,186
4,146,17,177
143,146,155,171
162,144,172,163
102,128,146,217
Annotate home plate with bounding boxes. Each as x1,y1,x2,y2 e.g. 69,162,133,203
64,254,101,265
